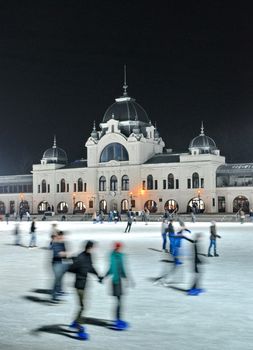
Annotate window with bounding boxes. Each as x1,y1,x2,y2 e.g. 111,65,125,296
89,200,93,209
168,174,174,189
84,183,87,192
144,200,157,213
121,199,129,213
57,201,68,214
74,183,77,192
48,184,50,193
57,184,59,193
60,179,66,192
121,175,129,191
99,199,107,213
100,143,129,162
212,198,215,207
176,179,179,189
142,180,146,190
67,184,69,192
38,185,40,193
74,201,86,214
42,179,46,193
154,180,158,190
192,172,199,188
78,178,83,192
163,180,166,189
99,176,106,191
147,175,153,190
110,175,118,191
201,178,204,188
187,179,191,189
9,201,15,214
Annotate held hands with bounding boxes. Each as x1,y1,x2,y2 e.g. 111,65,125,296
98,276,104,284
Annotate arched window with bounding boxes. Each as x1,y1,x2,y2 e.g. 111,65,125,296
188,197,205,213
121,175,129,191
74,201,86,214
41,179,47,193
99,200,107,213
147,175,153,190
60,179,66,192
99,176,106,191
100,143,129,162
192,172,199,189
121,199,129,213
168,173,174,189
38,201,49,214
233,196,249,213
144,200,157,213
110,175,118,191
77,178,83,192
164,199,178,213
0,201,5,215
57,201,68,214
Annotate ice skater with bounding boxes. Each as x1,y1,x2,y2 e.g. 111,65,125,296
51,231,69,302
103,242,129,330
14,223,21,245
28,218,37,248
161,218,168,251
124,211,133,233
68,240,102,340
208,221,221,257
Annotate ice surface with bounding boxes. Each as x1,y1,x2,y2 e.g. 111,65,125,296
0,220,252,350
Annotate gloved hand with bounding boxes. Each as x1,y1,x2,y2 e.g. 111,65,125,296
98,276,104,283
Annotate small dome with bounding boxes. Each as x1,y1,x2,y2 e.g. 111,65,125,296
189,123,217,154
42,137,68,164
102,97,150,124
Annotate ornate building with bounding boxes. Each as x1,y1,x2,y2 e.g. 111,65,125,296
0,74,252,215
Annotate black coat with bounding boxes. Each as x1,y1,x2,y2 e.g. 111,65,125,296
68,251,99,289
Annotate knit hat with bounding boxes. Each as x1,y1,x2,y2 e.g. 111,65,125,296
114,241,123,250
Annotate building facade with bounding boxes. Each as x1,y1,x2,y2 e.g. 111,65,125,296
0,81,252,215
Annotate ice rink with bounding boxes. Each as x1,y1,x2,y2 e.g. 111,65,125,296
0,220,252,350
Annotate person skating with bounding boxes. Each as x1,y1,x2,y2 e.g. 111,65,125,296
208,221,221,257
167,219,175,254
51,231,69,302
103,242,129,330
124,211,133,233
161,219,168,251
68,240,102,340
187,233,205,296
28,218,37,248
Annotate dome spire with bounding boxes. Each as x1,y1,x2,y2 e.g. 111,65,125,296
200,121,204,135
123,64,128,96
53,135,57,148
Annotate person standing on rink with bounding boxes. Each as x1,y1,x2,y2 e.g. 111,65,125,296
161,218,168,252
28,218,37,248
207,221,221,257
103,242,129,330
124,211,133,233
68,240,103,340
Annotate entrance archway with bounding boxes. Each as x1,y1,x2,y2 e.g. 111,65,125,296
233,196,249,213
144,200,157,213
187,197,205,213
164,199,179,213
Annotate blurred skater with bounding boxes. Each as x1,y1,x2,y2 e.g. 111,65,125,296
28,218,37,248
124,211,133,233
68,241,102,340
51,231,69,302
188,233,205,296
103,242,129,330
161,218,168,251
208,221,221,257
14,223,21,245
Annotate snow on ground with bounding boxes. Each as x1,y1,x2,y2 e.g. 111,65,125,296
0,220,253,350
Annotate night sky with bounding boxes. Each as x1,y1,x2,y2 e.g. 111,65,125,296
0,1,253,175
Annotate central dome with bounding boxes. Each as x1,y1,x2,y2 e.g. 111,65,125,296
102,96,150,124
41,137,68,165
189,123,217,154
